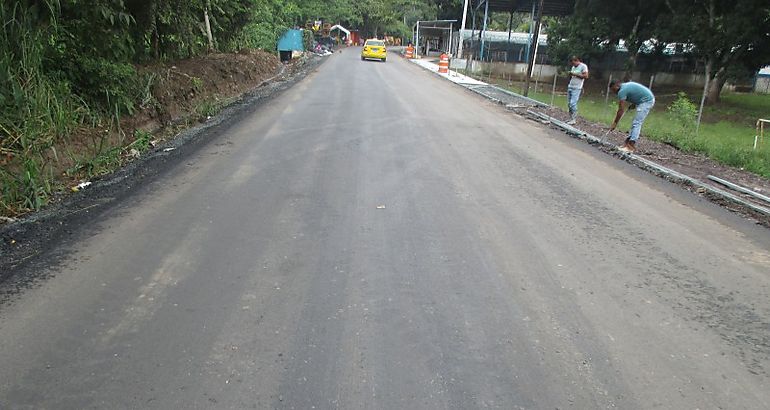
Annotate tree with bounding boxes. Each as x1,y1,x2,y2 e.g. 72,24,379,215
432,0,462,20
546,14,612,68
665,0,770,103
551,0,770,102
485,12,529,32
596,0,667,75
547,0,667,76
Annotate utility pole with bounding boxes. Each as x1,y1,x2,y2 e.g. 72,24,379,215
457,0,470,58
697,61,712,135
479,0,489,61
465,6,477,72
416,21,420,54
524,1,535,63
523,0,545,97
508,10,514,43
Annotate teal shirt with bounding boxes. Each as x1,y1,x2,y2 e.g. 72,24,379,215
618,82,654,105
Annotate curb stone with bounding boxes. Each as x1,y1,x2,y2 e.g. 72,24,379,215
525,110,770,218
404,53,770,222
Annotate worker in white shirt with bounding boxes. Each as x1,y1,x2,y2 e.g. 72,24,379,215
567,56,589,125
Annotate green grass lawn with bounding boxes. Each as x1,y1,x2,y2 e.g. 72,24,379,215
488,78,770,179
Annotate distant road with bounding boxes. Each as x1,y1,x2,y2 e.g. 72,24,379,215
1,47,769,409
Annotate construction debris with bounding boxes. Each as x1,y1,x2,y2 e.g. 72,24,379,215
708,175,770,205
0,216,18,224
72,181,92,192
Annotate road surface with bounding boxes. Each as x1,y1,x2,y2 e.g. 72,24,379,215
1,48,769,409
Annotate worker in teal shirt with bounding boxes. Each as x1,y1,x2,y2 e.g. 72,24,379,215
609,80,655,153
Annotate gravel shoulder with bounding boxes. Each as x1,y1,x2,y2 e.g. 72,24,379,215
0,54,327,289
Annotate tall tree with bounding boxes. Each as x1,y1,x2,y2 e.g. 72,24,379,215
598,0,667,75
547,0,666,75
546,13,612,67
666,0,770,103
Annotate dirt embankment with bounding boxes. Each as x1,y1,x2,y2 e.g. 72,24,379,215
131,50,282,132
1,50,282,219
0,51,322,279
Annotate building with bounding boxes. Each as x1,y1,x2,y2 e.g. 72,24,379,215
755,66,770,94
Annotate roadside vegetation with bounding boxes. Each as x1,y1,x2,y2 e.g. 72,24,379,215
546,0,770,104
0,0,459,217
461,0,770,179
537,90,768,178
500,79,770,178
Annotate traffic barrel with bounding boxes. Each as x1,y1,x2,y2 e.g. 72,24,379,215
405,46,415,59
438,53,449,74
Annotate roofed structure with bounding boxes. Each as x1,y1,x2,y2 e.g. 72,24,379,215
473,0,575,16
463,0,576,95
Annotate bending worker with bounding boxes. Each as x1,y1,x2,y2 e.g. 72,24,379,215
609,79,655,153
567,56,589,125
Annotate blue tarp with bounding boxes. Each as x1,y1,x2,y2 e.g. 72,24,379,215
277,29,304,52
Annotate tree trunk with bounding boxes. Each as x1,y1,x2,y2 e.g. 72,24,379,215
706,66,727,104
703,0,721,104
152,13,160,59
624,44,641,81
204,0,214,51
623,15,642,79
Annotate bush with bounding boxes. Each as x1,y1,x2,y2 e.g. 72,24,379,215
1,0,88,214
53,56,140,116
666,92,698,141
233,22,284,51
302,29,314,51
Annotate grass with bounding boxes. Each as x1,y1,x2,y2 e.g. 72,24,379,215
486,77,770,179
1,1,91,215
66,128,156,180
194,95,236,119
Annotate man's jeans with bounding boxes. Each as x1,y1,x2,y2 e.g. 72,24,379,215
629,100,655,141
567,88,582,119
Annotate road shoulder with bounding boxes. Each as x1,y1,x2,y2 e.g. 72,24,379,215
0,55,329,289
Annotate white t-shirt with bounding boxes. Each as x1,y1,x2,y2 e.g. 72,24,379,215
568,63,588,89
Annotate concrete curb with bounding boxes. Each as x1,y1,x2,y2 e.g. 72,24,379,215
402,53,545,108
525,110,770,217
372,52,770,224
479,85,548,107
401,54,770,219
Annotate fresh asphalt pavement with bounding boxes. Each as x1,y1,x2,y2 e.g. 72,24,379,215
1,47,769,409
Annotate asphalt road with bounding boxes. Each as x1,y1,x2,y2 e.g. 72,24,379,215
2,47,770,409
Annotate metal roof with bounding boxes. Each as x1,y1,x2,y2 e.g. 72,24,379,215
473,0,575,16
460,30,548,45
415,20,457,38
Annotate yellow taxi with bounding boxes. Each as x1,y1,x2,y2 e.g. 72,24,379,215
361,39,387,62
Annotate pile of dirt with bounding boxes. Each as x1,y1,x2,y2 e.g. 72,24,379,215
132,49,282,131
533,105,770,221
62,50,282,182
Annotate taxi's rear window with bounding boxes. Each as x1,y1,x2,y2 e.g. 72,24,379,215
366,41,385,47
